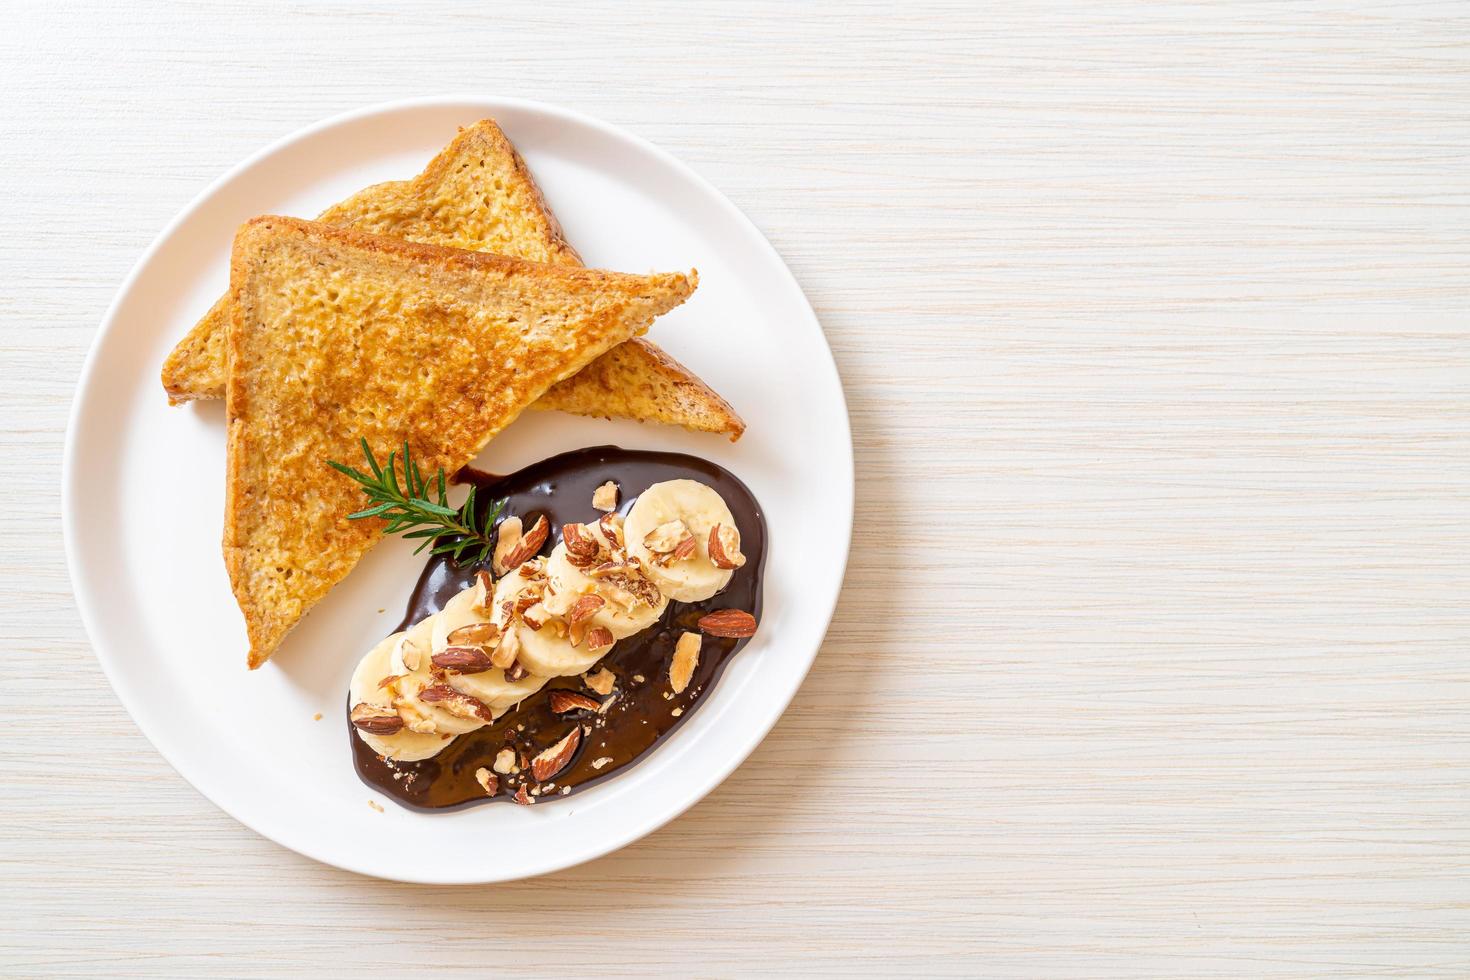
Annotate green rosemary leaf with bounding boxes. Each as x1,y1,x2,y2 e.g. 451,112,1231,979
326,459,369,484
402,449,416,498
347,502,398,520
460,485,477,525
360,437,382,479
329,440,505,561
384,449,402,498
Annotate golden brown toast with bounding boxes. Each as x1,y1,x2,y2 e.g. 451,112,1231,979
162,119,743,439
224,216,696,668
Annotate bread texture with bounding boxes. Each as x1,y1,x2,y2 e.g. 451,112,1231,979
224,216,696,668
533,339,744,439
162,119,742,439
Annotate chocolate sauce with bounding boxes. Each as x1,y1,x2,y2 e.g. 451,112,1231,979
349,446,766,810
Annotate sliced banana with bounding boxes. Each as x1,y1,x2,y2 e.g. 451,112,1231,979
383,600,489,738
393,671,487,736
388,613,434,675
348,631,454,762
624,479,737,602
542,541,667,639
447,667,548,713
351,477,742,766
429,585,494,653
491,572,605,677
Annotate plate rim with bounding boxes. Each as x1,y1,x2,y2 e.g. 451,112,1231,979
62,94,853,883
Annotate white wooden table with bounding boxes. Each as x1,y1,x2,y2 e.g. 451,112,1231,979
4,2,1468,975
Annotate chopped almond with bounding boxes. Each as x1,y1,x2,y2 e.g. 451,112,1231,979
592,481,619,511
531,728,582,781
583,667,616,696
491,628,520,669
474,767,499,796
349,702,404,736
670,631,701,694
585,626,615,656
550,690,601,713
491,516,524,576
643,519,691,554
562,523,601,565
708,523,745,569
567,593,606,625
502,515,549,570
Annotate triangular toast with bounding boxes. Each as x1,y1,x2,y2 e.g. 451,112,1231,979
162,119,743,439
224,216,696,668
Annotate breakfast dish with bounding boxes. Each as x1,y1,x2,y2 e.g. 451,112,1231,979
165,119,768,808
347,447,764,808
67,97,849,878
160,120,744,441
223,214,695,668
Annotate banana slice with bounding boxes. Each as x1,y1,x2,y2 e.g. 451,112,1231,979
448,666,547,713
388,609,437,675
429,575,546,705
429,584,494,653
348,631,455,762
542,542,667,639
491,572,606,677
383,599,491,738
350,511,678,763
393,672,487,738
624,479,737,602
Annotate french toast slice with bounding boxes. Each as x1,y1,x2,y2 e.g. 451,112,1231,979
224,216,696,668
162,119,743,439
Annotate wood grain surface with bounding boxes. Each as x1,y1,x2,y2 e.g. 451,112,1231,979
3,1,1468,975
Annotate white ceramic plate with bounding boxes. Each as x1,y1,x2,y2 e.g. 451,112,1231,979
63,96,851,883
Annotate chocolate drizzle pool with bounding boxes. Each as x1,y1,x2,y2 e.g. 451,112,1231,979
349,446,766,810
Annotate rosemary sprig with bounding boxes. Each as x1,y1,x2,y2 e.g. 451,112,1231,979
327,438,505,563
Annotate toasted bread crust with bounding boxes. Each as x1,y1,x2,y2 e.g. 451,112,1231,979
224,216,695,668
314,120,581,264
162,120,741,439
533,338,745,441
